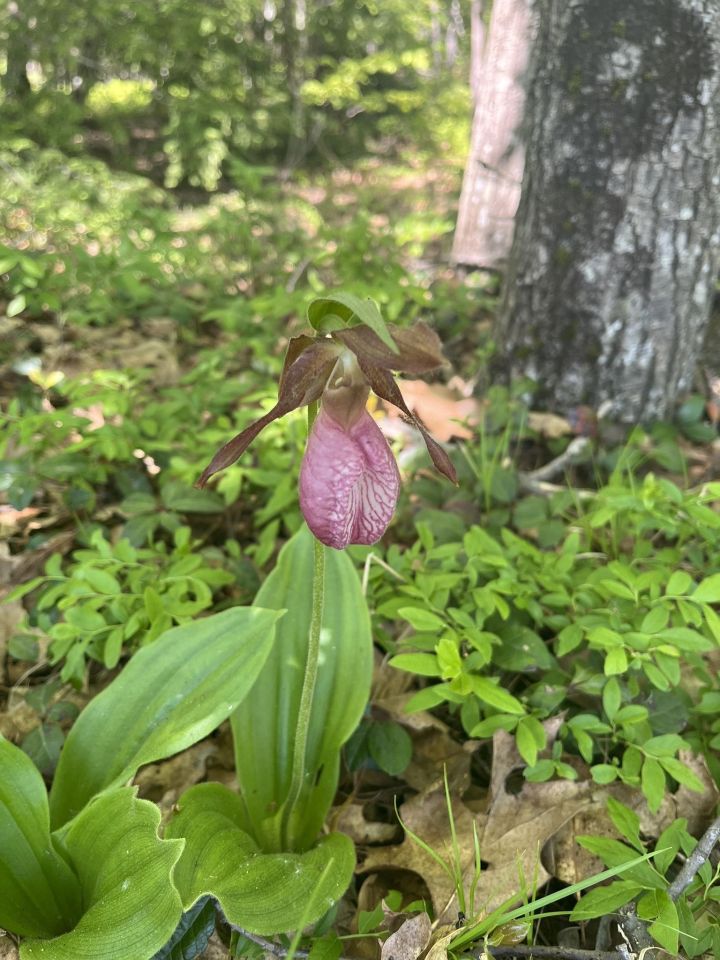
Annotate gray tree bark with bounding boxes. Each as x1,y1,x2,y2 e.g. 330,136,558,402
497,0,720,422
452,0,533,268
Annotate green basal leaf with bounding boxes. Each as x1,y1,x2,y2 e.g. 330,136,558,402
166,783,355,936
307,292,398,352
231,526,373,851
21,789,183,960
0,738,82,938
49,606,283,829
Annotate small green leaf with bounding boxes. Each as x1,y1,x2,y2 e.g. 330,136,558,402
161,481,225,514
389,653,441,677
368,722,412,776
641,757,666,813
404,684,451,712
82,568,121,596
8,633,39,661
602,677,621,721
7,293,26,317
692,573,720,604
22,722,65,776
468,675,525,714
556,623,583,656
571,880,643,920
470,714,519,737
703,604,720,643
604,647,628,676
307,933,342,960
606,798,643,852
436,637,462,679
658,757,705,792
49,606,283,829
577,836,661,888
515,719,539,766
398,607,446,631
637,889,679,956
644,734,687,757
641,606,669,634
665,570,692,596
590,764,618,784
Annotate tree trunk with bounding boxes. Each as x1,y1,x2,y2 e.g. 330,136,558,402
451,0,533,269
498,0,720,422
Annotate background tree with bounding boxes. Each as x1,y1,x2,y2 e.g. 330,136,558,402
452,0,532,269
496,0,720,421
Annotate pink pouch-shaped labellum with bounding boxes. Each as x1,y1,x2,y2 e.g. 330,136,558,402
299,406,400,549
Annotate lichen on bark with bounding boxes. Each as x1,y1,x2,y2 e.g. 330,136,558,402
498,0,720,422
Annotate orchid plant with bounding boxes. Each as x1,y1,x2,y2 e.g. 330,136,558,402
0,295,457,956
198,292,457,547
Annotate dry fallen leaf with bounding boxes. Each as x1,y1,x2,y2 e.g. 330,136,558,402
0,601,25,686
335,803,400,846
134,740,219,818
381,380,480,442
423,925,463,960
380,913,432,960
361,728,592,925
0,935,19,960
527,411,573,439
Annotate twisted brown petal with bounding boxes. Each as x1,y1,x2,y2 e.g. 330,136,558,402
334,322,447,373
197,339,340,487
357,360,458,484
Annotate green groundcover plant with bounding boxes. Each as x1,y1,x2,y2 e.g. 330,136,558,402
3,296,720,959
0,296,457,957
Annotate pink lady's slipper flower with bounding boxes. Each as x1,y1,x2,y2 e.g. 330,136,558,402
198,318,457,549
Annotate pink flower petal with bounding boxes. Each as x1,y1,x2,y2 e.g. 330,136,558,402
299,407,400,549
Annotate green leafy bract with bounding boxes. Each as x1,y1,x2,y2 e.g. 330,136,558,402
49,606,283,829
166,783,355,935
231,525,373,852
21,789,183,960
307,292,398,352
0,738,82,938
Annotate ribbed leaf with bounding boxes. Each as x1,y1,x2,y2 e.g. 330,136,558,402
230,525,373,851
21,789,183,960
166,783,354,936
0,738,81,938
49,606,283,829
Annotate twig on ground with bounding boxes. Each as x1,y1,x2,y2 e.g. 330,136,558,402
518,437,594,498
226,922,626,960
483,945,622,960
225,924,309,957
668,812,720,900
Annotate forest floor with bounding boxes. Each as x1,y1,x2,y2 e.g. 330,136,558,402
2,141,720,959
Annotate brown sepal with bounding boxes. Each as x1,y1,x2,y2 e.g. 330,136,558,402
358,360,458,484
334,322,447,374
197,339,340,486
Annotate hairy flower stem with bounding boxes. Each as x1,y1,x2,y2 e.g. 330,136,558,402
282,402,325,849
